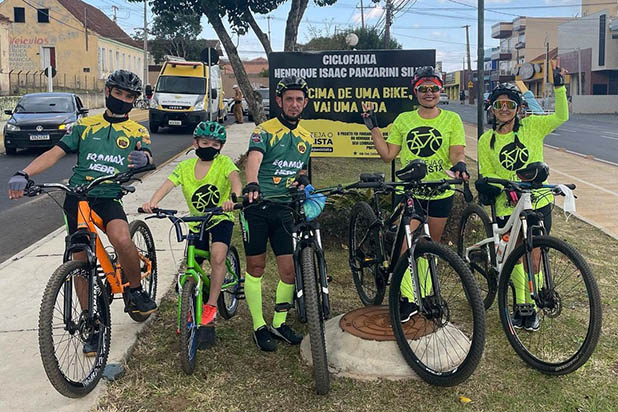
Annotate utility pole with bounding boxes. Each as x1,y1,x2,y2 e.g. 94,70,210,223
477,0,484,140
267,15,272,42
384,0,392,48
464,24,473,104
84,7,88,51
360,0,365,30
578,47,582,95
143,0,148,86
544,39,549,99
112,5,118,23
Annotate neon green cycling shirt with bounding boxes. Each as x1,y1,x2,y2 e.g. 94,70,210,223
248,116,313,199
167,155,239,232
386,109,466,199
478,86,569,217
58,113,152,198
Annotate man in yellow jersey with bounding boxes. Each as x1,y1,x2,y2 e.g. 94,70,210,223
241,76,313,351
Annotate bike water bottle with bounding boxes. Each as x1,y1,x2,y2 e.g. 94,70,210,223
496,234,509,263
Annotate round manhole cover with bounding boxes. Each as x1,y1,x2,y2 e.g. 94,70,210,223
339,306,436,341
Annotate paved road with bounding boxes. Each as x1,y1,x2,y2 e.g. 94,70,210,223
447,103,618,165
0,114,242,264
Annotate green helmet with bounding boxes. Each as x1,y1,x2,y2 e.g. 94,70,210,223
193,121,226,143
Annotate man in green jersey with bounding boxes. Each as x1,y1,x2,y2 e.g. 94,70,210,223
8,70,157,354
362,66,469,322
242,76,313,351
476,66,569,331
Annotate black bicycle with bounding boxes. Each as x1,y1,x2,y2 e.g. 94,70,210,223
347,162,485,386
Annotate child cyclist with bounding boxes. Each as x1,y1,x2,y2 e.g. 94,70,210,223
142,121,242,341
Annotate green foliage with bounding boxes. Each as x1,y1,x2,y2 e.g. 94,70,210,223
300,26,403,51
150,11,201,59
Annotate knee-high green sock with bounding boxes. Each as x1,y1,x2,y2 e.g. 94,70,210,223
272,281,295,328
400,257,431,303
511,263,526,305
244,272,266,331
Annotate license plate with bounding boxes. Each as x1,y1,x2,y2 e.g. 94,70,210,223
168,120,182,126
29,134,50,141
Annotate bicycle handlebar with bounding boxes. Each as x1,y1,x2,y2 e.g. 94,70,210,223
483,177,576,193
24,163,157,197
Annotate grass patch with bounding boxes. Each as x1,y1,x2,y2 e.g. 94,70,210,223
97,157,618,412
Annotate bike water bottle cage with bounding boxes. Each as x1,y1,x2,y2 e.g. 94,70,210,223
396,159,427,182
516,162,549,186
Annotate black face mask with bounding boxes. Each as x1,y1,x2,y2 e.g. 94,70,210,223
106,94,133,115
196,146,220,161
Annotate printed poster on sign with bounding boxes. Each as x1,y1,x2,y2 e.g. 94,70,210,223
268,49,435,158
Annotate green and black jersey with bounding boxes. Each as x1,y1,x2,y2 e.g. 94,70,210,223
57,113,152,198
478,86,569,217
248,116,313,198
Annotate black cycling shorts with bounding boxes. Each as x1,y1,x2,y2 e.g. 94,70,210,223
496,204,552,235
242,202,294,257
193,220,234,265
394,194,455,219
63,195,127,235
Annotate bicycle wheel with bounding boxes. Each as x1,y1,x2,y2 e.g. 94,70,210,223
125,220,158,322
348,201,385,306
498,236,602,374
38,261,111,398
457,203,497,309
301,246,330,395
179,277,199,374
389,242,486,386
218,245,241,319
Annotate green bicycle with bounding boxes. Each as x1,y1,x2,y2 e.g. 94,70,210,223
139,206,243,374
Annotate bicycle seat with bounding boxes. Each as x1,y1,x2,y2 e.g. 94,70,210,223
360,172,385,183
516,162,549,186
396,159,427,182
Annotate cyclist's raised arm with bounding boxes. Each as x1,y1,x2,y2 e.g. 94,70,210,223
362,104,401,162
530,67,569,137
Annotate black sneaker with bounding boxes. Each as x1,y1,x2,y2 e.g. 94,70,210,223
253,326,277,352
127,287,158,315
524,311,540,332
83,331,99,357
197,325,216,350
399,299,419,323
270,324,303,345
511,311,524,329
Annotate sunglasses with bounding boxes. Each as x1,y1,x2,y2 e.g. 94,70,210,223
416,85,441,93
492,100,518,110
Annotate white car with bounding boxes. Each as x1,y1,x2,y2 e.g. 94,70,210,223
439,93,449,104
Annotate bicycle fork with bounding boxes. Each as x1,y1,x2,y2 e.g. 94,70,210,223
293,230,331,322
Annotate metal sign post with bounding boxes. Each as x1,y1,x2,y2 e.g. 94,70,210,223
207,48,212,121
47,66,53,92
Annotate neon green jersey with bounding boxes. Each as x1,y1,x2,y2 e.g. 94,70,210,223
478,86,569,217
248,117,313,199
58,114,152,198
167,155,239,232
387,109,466,199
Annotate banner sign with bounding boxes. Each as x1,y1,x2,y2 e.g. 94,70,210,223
268,49,435,157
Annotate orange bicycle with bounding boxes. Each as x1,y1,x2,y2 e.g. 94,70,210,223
25,164,157,398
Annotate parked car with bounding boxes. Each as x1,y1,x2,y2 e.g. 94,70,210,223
3,92,88,155
249,88,270,121
439,93,449,104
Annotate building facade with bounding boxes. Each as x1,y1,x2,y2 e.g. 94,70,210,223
558,2,618,95
491,17,573,96
0,0,144,94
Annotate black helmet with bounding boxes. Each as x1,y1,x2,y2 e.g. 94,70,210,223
396,159,427,182
516,162,549,185
412,66,443,88
105,69,142,96
276,75,308,97
488,83,522,106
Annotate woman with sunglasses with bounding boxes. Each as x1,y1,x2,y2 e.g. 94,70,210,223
362,65,468,322
476,67,569,331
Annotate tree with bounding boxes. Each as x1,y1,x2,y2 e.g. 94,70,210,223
300,26,402,51
150,11,202,59
138,0,339,124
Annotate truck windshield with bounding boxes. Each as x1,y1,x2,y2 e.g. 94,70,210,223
156,76,206,94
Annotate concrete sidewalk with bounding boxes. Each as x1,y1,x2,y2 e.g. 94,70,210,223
0,122,254,411
463,123,618,240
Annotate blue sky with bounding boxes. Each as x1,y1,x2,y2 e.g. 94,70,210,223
91,0,585,72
